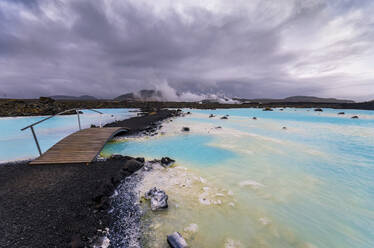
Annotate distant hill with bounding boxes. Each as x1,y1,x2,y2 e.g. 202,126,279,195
283,96,355,103
49,95,97,100
114,90,163,101
236,96,355,104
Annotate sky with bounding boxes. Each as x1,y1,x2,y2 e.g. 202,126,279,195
0,0,373,101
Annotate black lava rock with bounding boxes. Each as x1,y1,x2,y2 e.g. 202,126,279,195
161,157,175,167
124,159,144,173
167,232,188,248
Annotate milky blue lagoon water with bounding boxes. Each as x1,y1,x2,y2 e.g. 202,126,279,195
101,108,374,248
2,107,374,247
0,108,135,162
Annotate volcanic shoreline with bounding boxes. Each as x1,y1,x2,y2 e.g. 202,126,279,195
1,97,374,117
0,109,179,248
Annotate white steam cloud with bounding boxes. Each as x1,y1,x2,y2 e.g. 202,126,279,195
151,80,239,103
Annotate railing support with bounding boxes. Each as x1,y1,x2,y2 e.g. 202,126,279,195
21,108,104,156
76,110,82,130
30,126,42,156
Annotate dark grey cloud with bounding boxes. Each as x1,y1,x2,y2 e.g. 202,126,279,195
0,0,373,100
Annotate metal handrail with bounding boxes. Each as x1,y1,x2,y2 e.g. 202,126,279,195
21,108,104,156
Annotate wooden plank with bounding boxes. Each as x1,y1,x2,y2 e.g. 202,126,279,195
29,127,128,165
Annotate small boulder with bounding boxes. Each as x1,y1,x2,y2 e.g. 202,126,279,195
282,127,287,130
182,127,190,132
220,116,228,120
145,187,168,210
263,107,273,111
161,157,175,167
351,115,359,119
314,108,323,112
167,232,188,248
252,117,257,120
338,112,345,115
209,114,215,118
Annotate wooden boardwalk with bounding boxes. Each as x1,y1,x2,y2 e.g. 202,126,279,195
29,127,128,165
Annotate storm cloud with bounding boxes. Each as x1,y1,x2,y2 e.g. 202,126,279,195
0,0,373,100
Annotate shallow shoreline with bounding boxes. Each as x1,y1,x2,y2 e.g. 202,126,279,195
0,109,180,247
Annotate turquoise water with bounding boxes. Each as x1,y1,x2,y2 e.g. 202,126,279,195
102,108,374,248
0,108,136,162
104,134,236,166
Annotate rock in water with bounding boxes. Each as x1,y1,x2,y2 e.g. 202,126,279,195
338,112,345,115
167,232,188,248
182,127,190,132
145,187,168,210
351,115,359,119
314,108,323,112
262,107,273,111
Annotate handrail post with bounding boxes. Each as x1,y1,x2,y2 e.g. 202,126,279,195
30,126,42,156
76,109,82,130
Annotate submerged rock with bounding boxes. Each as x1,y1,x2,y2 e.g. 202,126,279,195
182,127,190,132
145,187,168,210
338,112,345,115
351,115,359,119
167,232,188,248
184,223,198,234
314,108,323,112
221,116,228,119
282,127,287,130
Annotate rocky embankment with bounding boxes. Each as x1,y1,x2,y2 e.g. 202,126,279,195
1,97,373,117
0,109,181,247
0,156,144,248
